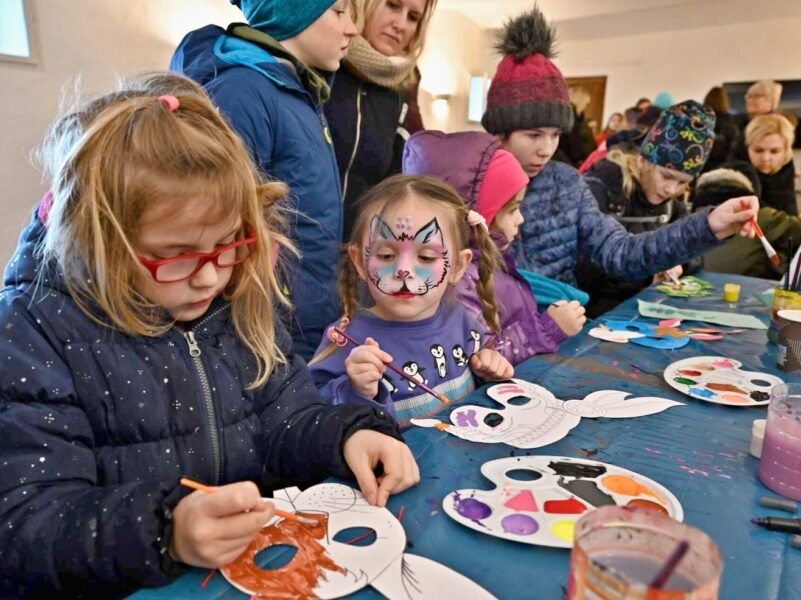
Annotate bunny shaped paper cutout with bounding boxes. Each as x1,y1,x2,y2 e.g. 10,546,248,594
412,379,683,449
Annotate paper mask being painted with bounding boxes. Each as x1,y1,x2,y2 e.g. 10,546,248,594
589,320,690,349
412,379,683,448
655,275,714,298
220,483,495,600
663,356,783,406
638,299,767,329
443,456,683,548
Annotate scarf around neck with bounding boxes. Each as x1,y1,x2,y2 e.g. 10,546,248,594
344,35,416,90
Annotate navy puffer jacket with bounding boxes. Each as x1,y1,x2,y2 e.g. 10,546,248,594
0,212,400,598
511,161,721,285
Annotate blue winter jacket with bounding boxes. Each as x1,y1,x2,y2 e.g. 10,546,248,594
511,160,721,285
0,212,401,598
171,25,343,360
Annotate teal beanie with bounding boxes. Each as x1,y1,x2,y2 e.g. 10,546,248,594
231,0,335,41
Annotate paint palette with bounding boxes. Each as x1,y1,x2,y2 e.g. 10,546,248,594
443,456,682,549
663,356,783,406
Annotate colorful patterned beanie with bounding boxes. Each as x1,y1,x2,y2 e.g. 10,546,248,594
640,100,716,177
231,0,334,41
481,7,574,134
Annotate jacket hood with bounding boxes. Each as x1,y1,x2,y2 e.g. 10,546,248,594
3,208,49,291
402,130,500,208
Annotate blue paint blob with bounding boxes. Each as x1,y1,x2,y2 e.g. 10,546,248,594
453,493,492,521
688,387,716,398
501,513,539,535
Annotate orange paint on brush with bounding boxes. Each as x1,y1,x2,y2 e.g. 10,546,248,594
601,475,666,505
706,382,748,394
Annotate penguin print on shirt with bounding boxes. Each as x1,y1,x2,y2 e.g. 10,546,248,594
402,361,427,391
430,344,447,378
380,373,398,395
452,344,468,367
469,329,481,355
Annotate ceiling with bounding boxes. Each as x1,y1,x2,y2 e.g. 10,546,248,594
438,0,801,38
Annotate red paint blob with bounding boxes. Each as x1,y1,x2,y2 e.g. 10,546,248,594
544,497,586,514
678,369,703,377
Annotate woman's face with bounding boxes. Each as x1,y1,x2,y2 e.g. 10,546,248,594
638,157,693,205
748,132,787,174
363,0,427,57
745,91,773,118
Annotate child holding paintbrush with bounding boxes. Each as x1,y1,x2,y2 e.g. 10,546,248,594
310,175,514,428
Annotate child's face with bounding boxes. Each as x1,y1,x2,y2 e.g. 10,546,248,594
350,195,471,322
135,201,242,322
637,156,693,205
748,132,786,175
286,0,357,71
491,188,525,250
363,0,426,57
500,128,561,178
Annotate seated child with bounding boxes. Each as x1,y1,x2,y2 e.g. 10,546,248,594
310,174,514,427
0,85,418,597
403,130,586,364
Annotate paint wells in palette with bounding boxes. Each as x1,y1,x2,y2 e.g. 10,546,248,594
444,456,682,549
663,356,783,407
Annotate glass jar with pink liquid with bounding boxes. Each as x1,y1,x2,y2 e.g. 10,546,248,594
758,383,801,501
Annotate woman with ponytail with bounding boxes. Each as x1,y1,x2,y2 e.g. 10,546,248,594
403,131,586,365
309,175,513,428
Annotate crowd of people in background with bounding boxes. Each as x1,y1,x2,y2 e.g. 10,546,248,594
0,1,795,596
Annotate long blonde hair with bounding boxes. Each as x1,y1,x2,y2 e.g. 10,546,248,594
312,174,500,363
40,91,294,388
352,0,437,64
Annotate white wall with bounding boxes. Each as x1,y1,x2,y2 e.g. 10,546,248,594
0,0,240,266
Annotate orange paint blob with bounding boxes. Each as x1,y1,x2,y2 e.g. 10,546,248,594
626,498,669,516
720,393,748,404
601,475,665,505
706,382,748,394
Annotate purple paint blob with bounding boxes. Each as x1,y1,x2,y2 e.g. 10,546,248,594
455,409,479,428
501,514,539,535
453,493,492,521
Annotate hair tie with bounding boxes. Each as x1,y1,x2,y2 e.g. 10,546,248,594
467,210,488,231
326,317,351,347
158,95,180,112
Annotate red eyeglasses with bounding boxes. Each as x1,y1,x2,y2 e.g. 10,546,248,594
138,228,257,283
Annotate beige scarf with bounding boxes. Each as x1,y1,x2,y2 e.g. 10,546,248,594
344,35,416,90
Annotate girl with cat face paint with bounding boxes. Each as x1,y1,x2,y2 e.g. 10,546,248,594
309,175,514,428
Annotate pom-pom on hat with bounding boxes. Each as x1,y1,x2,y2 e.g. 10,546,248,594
481,6,574,135
640,100,716,177
231,0,334,41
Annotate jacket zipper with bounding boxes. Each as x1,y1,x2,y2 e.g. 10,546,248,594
342,84,364,200
176,305,228,484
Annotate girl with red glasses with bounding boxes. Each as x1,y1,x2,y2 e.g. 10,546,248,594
0,86,418,597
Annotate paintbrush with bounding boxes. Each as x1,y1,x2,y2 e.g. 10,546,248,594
179,477,317,525
750,218,781,267
663,270,683,289
649,539,690,589
330,326,450,405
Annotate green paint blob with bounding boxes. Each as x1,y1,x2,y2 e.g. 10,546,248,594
674,377,697,385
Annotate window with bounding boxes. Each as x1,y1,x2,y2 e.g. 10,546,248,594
0,0,37,64
468,76,490,124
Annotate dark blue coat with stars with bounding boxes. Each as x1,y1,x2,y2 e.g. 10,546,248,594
0,212,401,598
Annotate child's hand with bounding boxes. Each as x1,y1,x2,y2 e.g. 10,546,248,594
707,196,759,239
469,348,514,381
171,481,273,568
344,337,393,399
653,265,683,285
547,300,587,336
343,429,420,507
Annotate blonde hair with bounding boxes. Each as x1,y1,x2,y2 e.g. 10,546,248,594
312,174,500,363
747,80,782,111
352,0,437,64
745,113,796,169
40,90,294,388
606,146,642,198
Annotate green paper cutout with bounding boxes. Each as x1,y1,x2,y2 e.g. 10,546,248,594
637,299,767,330
656,275,714,298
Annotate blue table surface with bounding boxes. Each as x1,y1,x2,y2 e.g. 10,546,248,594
130,273,801,599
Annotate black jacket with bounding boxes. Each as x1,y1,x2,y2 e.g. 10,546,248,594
325,66,410,239
758,160,797,216
578,158,703,317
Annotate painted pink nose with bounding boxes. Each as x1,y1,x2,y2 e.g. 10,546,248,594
396,269,410,280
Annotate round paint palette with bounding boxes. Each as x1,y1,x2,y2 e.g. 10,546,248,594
663,356,783,406
442,455,683,549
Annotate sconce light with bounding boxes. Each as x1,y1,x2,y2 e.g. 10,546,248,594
431,94,451,120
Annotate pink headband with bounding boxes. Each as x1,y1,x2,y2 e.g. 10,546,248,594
158,95,180,112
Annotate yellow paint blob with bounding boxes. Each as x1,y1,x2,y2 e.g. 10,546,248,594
551,520,575,542
601,475,665,505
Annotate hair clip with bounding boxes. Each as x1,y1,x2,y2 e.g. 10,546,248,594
158,95,180,112
326,317,351,347
467,209,488,231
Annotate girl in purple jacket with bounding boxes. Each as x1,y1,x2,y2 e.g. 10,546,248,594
403,130,585,365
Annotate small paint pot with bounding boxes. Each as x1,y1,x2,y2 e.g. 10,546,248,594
777,310,801,374
722,283,741,304
751,418,766,459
